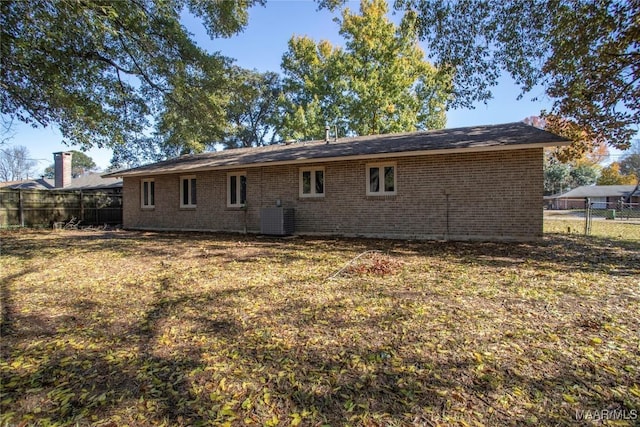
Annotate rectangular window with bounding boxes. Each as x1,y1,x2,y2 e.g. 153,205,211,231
384,166,394,192
366,163,396,196
299,167,325,198
227,172,247,207
141,179,155,208
180,175,196,208
369,167,379,193
302,171,311,194
315,170,324,194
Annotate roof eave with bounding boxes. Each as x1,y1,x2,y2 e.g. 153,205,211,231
110,140,566,178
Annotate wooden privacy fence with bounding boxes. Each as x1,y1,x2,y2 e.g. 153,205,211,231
0,189,122,228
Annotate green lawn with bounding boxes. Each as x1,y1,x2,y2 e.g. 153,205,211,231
1,228,639,426
544,216,640,240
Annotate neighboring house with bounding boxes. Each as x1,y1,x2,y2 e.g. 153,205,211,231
546,185,640,210
0,173,123,192
0,178,55,190
0,152,122,192
104,122,568,241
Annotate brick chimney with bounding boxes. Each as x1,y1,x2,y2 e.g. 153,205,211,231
54,151,72,188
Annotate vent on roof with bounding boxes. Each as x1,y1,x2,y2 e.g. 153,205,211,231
260,207,295,236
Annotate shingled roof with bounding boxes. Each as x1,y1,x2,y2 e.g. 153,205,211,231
549,185,640,199
104,122,569,178
1,173,121,190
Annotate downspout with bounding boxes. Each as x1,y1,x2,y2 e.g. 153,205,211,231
444,190,450,241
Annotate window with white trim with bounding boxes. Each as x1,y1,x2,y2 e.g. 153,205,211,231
227,172,247,207
180,175,197,208
299,167,325,198
366,163,396,196
141,178,155,208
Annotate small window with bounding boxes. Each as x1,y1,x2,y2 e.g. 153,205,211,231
299,167,325,198
141,179,155,208
180,175,197,208
227,172,247,207
366,163,396,196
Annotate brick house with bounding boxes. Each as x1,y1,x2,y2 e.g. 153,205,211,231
546,185,640,210
104,122,568,241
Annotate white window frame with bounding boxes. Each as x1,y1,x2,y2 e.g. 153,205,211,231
366,162,397,196
227,171,247,208
141,178,155,209
180,175,197,208
299,166,325,198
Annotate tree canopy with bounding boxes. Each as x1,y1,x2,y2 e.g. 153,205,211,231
597,162,636,185
379,0,640,156
619,141,640,184
10,0,634,166
106,67,283,169
223,68,283,149
280,0,450,141
543,151,600,195
1,0,261,153
107,136,184,171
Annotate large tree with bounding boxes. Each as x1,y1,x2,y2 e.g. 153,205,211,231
543,151,600,195
620,157,640,184
526,115,605,190
0,146,37,181
280,37,346,140
223,68,283,149
1,0,261,153
107,137,184,171
280,0,450,141
368,0,640,157
597,162,636,185
544,158,570,195
618,140,640,184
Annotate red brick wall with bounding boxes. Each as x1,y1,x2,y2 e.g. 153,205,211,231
122,148,543,241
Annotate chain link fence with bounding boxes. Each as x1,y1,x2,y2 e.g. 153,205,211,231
544,197,640,236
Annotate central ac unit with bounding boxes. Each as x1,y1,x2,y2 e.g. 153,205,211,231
260,207,295,235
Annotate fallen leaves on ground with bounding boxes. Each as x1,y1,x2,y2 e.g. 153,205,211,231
1,225,639,426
